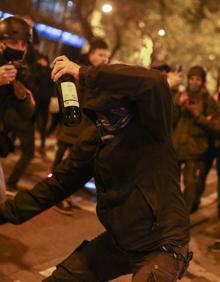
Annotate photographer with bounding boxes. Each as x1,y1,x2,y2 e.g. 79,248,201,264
0,17,35,193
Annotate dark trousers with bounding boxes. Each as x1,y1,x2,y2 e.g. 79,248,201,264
43,232,188,282
47,113,60,137
179,160,203,213
194,146,220,214
36,107,49,150
7,126,35,186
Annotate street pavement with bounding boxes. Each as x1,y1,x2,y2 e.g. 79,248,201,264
1,135,220,281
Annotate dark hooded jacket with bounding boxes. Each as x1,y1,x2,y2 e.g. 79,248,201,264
0,64,189,254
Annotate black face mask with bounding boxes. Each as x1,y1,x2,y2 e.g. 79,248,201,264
3,46,25,61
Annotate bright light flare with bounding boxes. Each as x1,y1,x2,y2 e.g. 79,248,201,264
209,54,215,61
102,3,113,13
158,29,166,37
67,1,73,7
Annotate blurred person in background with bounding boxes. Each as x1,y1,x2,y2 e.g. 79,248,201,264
172,66,220,213
78,37,109,66
33,54,54,159
193,72,220,216
208,76,220,249
21,16,53,159
0,16,36,193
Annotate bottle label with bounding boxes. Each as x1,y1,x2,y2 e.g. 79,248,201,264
61,82,79,107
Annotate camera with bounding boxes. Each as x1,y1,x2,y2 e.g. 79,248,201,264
9,60,29,81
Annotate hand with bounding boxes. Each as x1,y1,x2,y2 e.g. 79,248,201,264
51,55,80,82
182,101,200,118
12,80,34,102
167,71,183,88
178,92,189,105
0,64,17,86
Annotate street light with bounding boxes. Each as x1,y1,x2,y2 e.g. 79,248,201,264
209,54,215,61
102,3,113,13
67,1,73,8
158,28,166,37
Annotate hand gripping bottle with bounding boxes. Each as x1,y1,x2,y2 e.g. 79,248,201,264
56,74,81,125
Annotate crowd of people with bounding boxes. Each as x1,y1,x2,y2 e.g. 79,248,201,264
0,15,220,281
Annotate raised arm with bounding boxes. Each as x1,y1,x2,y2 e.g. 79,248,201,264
51,56,172,142
52,55,152,98
0,121,98,224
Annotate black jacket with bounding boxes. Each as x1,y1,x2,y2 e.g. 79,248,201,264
0,64,190,254
0,55,35,133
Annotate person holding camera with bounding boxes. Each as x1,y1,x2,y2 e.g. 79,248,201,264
0,16,36,193
172,66,220,213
